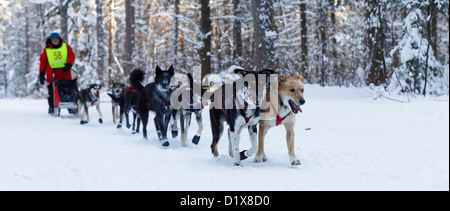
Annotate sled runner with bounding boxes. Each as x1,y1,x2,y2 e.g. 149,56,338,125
52,70,79,116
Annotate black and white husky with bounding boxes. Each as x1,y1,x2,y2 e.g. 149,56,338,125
108,81,127,128
77,84,103,125
138,65,176,147
209,68,275,166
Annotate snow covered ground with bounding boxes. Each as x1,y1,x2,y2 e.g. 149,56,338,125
0,85,448,191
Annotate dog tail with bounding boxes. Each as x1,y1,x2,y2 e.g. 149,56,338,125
130,69,145,91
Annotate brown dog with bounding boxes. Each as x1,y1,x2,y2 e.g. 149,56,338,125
255,74,306,165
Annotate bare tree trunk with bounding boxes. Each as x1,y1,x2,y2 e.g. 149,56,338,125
233,0,243,65
251,0,276,71
60,0,69,42
329,0,338,85
365,0,387,86
423,0,435,96
300,1,308,76
200,0,212,77
124,0,136,75
107,0,115,81
135,0,150,70
173,0,179,68
24,3,30,76
430,0,437,58
378,2,388,87
96,0,105,85
318,0,328,86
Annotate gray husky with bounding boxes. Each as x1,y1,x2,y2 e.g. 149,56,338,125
170,73,210,147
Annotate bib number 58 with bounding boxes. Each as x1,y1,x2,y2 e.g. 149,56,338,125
54,51,62,60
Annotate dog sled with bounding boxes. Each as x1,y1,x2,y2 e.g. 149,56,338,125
52,70,79,116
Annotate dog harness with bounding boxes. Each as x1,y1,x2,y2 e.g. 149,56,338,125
272,102,290,127
89,92,99,105
127,87,137,94
182,87,205,111
218,92,252,124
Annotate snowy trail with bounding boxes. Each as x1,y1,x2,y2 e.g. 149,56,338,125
0,86,448,191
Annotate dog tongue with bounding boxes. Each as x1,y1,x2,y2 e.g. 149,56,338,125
289,100,302,114
294,104,302,113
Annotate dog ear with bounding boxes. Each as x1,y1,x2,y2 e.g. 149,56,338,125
168,65,175,75
297,74,305,82
278,75,287,83
260,69,275,75
234,68,247,76
156,65,162,74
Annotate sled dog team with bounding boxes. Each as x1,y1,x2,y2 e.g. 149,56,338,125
79,65,306,167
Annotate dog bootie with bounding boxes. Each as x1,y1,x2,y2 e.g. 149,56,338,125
171,125,179,138
234,162,243,167
192,135,201,145
240,150,250,161
160,139,170,148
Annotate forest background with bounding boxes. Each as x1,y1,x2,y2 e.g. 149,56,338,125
0,0,448,98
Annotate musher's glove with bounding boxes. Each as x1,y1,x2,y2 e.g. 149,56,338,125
62,63,72,72
39,72,46,85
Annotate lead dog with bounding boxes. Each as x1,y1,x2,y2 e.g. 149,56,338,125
209,68,274,166
77,84,103,125
255,74,306,165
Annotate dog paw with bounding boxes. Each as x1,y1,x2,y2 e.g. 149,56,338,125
254,154,268,163
117,124,122,129
290,158,301,166
99,118,103,124
211,147,219,157
192,135,201,145
80,121,88,125
234,162,243,167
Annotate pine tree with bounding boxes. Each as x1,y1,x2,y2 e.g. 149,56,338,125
390,0,446,96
